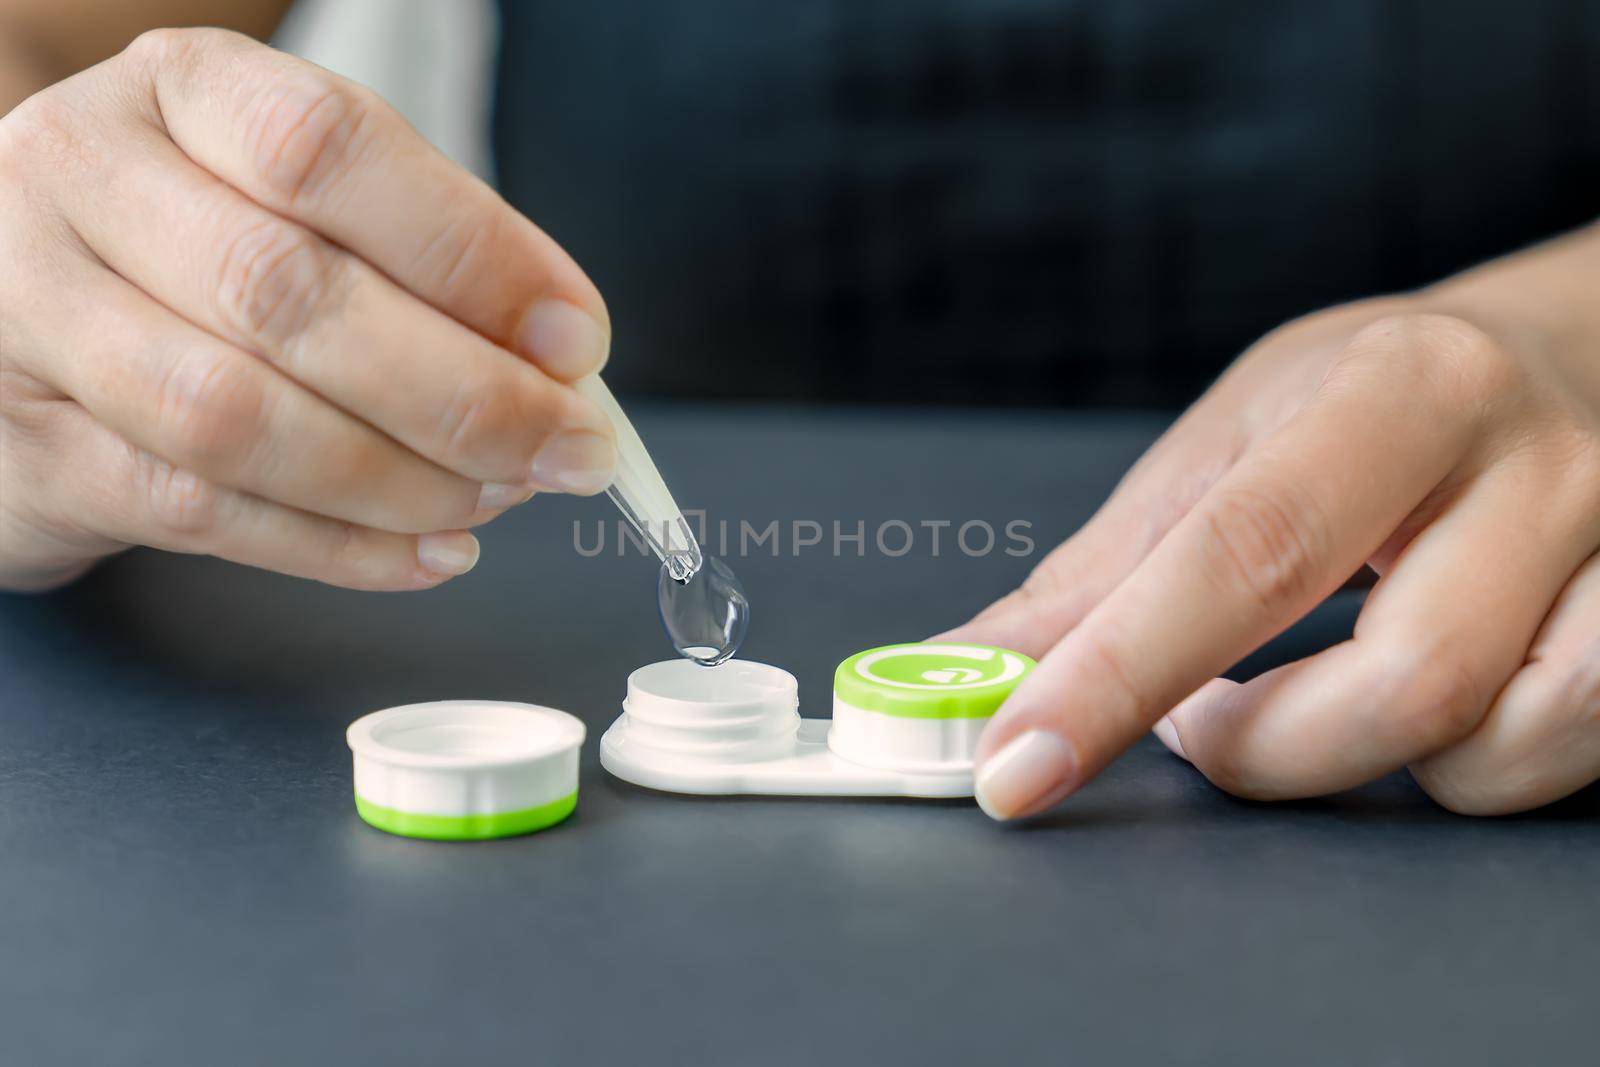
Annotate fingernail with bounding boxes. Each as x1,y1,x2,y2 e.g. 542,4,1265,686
417,531,480,577
1152,715,1189,761
974,729,1078,821
518,299,609,380
477,482,535,510
530,429,616,495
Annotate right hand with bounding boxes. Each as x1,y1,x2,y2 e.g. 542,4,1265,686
0,28,617,592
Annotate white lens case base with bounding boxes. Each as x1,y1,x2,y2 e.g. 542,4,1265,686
599,645,1035,798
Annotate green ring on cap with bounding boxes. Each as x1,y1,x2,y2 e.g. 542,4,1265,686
833,643,1036,719
354,791,577,841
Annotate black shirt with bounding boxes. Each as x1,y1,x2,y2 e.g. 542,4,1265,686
493,1,1600,407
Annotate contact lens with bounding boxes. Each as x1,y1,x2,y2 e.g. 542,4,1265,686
657,556,750,667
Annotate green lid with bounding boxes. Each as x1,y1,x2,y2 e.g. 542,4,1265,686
833,643,1036,719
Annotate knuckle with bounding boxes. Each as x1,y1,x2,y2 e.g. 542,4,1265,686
1408,650,1586,817
1198,483,1326,613
1535,417,1600,510
1564,422,1600,486
325,520,379,581
243,72,379,207
0,91,86,177
117,26,234,92
1076,623,1149,722
0,369,62,435
322,447,473,534
215,219,347,351
1336,312,1517,409
1523,651,1600,731
153,348,265,467
122,26,205,67
325,523,416,589
415,206,501,303
1376,647,1488,755
1018,556,1063,603
434,376,527,469
139,454,223,541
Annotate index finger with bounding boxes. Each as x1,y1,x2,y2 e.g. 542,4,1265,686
127,28,608,380
972,315,1494,820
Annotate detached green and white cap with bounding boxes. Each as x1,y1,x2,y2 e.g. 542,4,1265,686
829,643,1036,774
347,701,584,841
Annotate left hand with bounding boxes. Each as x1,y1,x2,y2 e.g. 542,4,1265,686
943,225,1600,819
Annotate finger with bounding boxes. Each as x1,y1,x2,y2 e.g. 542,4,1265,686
37,400,479,590
932,531,1139,660
58,116,613,492
1409,550,1600,814
1164,458,1596,798
972,314,1491,820
28,256,489,535
936,411,1246,657
943,299,1415,655
125,28,609,380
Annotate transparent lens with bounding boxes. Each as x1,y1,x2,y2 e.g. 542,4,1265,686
657,556,750,667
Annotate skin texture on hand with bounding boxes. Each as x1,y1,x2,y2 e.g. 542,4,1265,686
0,28,617,592
946,222,1600,819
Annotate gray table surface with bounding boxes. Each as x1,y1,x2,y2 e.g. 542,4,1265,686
2,405,1594,1067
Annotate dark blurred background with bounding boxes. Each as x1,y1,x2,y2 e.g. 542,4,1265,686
491,0,1600,408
